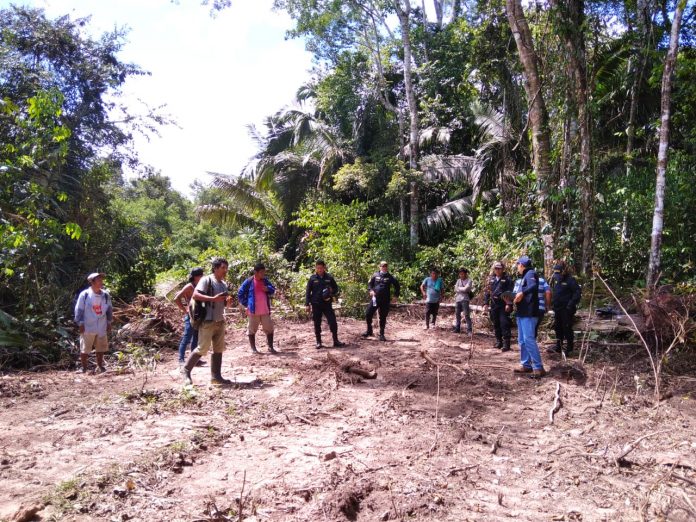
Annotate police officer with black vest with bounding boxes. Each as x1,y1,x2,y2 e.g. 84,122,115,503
305,260,346,349
549,260,581,354
362,261,400,341
484,261,514,351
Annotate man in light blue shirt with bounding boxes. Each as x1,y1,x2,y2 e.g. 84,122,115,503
421,269,443,329
74,272,113,373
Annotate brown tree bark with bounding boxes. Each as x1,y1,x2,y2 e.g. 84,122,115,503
550,0,593,275
395,0,421,248
647,0,686,289
505,0,555,276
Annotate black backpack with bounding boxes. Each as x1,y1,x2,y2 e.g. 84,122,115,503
189,276,212,330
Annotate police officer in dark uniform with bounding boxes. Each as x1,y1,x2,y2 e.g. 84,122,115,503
362,261,400,341
484,261,514,351
549,260,581,354
305,260,346,349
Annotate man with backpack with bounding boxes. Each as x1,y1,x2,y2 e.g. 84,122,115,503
174,267,204,366
512,256,546,378
74,272,113,373
305,260,346,348
238,263,277,354
182,257,233,386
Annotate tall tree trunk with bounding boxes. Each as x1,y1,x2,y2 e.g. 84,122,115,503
621,0,652,244
452,0,462,21
550,0,593,275
647,0,685,289
505,0,555,276
433,0,444,28
395,0,421,248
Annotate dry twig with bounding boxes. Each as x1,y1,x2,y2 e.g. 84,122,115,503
549,382,562,424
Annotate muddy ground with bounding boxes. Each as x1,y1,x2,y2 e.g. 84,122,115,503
1,309,695,522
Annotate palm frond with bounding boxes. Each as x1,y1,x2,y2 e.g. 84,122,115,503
421,154,476,183
204,175,284,226
420,195,475,233
419,126,452,148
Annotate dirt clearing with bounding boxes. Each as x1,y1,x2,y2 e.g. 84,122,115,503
1,310,695,521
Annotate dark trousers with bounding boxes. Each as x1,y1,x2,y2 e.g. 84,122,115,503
312,303,338,341
535,312,544,339
553,307,575,347
425,302,440,326
490,305,512,340
455,301,472,333
366,300,390,334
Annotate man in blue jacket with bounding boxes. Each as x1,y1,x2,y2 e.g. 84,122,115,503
238,263,277,354
512,256,546,378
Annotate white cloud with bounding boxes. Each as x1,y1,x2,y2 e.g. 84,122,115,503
12,0,314,194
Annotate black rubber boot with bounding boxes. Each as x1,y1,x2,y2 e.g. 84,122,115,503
379,330,386,342
182,351,202,386
494,338,503,349
267,333,277,354
361,328,373,338
548,340,563,354
210,353,232,386
502,338,511,352
333,333,345,347
248,334,259,353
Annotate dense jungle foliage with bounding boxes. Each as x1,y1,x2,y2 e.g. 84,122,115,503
1,2,696,365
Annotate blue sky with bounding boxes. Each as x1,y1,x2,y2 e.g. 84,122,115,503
5,0,314,194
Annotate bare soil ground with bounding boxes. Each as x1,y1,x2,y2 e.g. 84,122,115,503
1,310,696,522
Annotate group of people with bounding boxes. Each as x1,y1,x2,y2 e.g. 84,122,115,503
73,255,581,384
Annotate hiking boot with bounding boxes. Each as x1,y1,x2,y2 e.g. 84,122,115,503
316,342,323,349
96,365,106,374
548,340,562,354
182,352,202,386
361,330,373,338
513,365,533,374
501,339,511,352
531,368,547,379
564,343,573,355
210,353,232,386
248,334,259,354
333,340,346,348
267,334,277,354
494,339,503,349
378,334,386,342
76,366,88,374
423,324,429,330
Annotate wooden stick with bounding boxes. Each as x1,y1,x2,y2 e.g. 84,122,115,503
614,430,671,464
549,382,562,424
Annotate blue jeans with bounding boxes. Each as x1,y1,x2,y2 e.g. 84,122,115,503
517,316,543,370
178,314,199,362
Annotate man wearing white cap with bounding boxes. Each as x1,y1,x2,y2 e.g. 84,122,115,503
74,272,113,373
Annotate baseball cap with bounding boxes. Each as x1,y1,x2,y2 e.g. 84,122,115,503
87,272,106,283
493,262,503,269
517,255,532,268
379,261,388,267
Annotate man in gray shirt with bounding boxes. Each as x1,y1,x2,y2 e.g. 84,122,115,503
182,257,233,386
454,268,473,334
